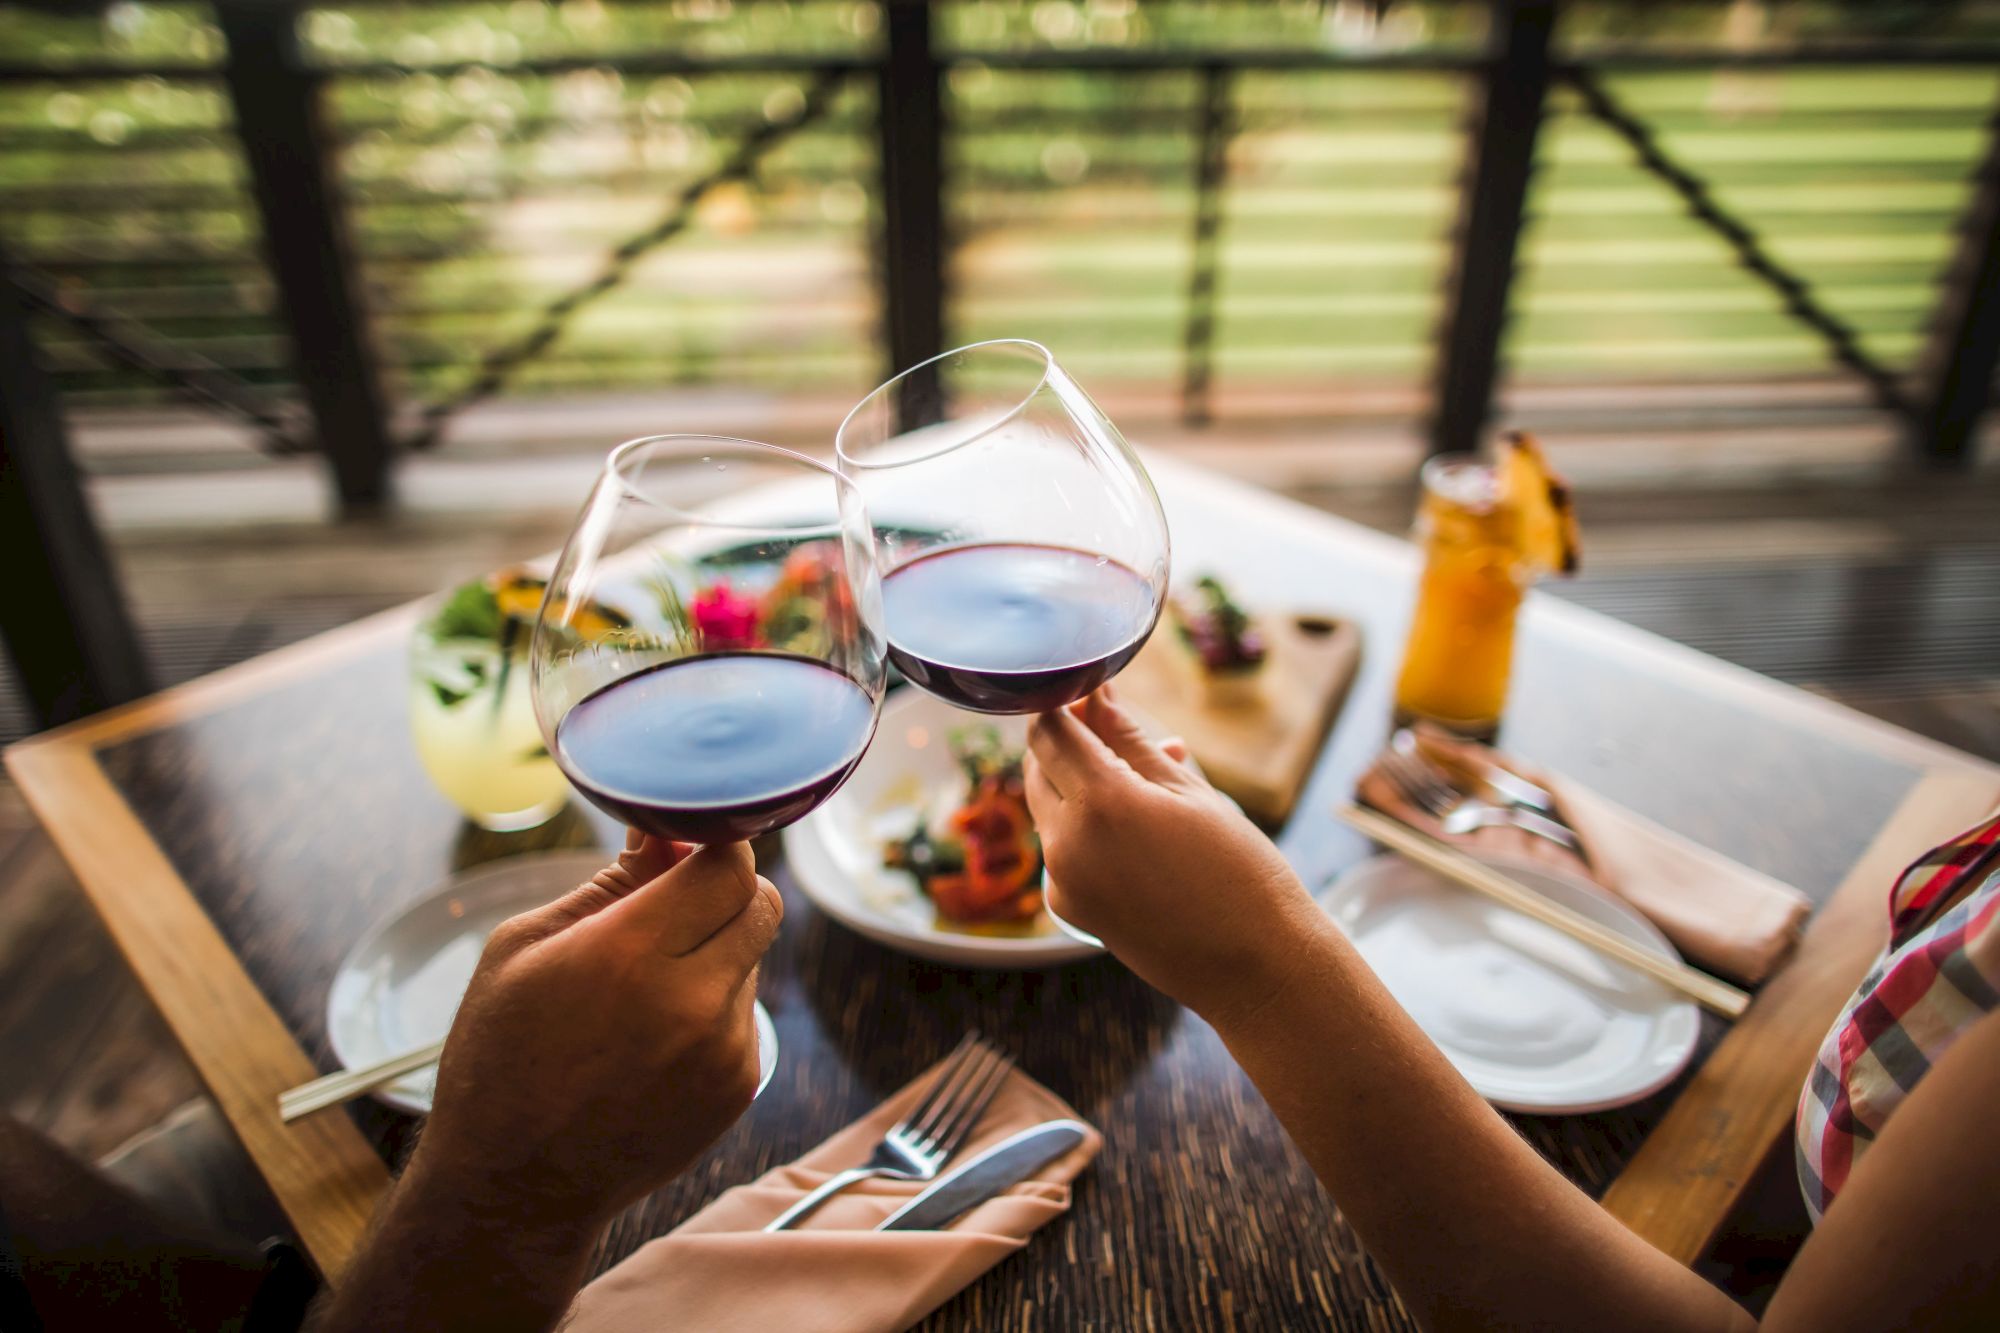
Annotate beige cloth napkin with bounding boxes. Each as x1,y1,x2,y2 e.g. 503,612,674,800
1358,726,1811,984
563,1059,1101,1333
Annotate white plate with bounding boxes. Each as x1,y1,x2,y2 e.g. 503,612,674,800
327,850,778,1113
1317,853,1700,1114
783,689,1101,968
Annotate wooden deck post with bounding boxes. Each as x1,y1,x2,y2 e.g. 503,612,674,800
0,244,151,727
1426,0,1557,458
1908,100,2000,467
216,2,396,512
877,0,948,430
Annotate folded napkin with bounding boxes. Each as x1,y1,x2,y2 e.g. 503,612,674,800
1357,726,1811,984
564,1058,1101,1333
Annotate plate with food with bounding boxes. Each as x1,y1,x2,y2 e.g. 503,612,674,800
782,688,1100,967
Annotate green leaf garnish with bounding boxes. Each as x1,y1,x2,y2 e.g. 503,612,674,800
947,725,1019,787
431,579,503,641
646,555,700,653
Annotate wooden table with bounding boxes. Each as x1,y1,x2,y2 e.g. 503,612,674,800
10,456,1999,1329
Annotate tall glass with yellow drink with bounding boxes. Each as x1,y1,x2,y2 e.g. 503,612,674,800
1393,434,1579,738
409,571,573,831
1394,457,1521,737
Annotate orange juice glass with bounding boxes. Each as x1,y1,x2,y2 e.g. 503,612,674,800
1393,455,1527,738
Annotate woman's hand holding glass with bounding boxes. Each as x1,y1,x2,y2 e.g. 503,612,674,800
1023,688,1323,1022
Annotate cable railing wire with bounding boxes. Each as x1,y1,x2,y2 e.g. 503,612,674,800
1560,65,1915,421
398,64,849,452
2,255,307,454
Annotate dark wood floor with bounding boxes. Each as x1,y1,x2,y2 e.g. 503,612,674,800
0,779,199,1160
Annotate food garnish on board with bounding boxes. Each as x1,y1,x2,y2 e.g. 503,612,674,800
1169,574,1268,706
883,727,1045,929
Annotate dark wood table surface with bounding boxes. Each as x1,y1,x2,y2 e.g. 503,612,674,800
11,457,1999,1331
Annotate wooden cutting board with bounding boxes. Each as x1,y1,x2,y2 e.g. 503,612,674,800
1117,612,1363,827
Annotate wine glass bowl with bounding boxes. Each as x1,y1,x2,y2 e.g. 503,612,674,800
835,340,1171,715
529,436,887,845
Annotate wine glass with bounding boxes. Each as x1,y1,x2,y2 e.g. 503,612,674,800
837,341,1170,948
834,339,1171,715
530,435,887,1086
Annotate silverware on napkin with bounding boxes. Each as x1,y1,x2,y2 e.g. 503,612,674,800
765,1034,1015,1231
1382,731,1582,855
1392,729,1561,816
876,1119,1089,1232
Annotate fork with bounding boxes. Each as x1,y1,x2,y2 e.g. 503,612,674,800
1378,746,1583,854
1392,728,1558,816
764,1033,1014,1232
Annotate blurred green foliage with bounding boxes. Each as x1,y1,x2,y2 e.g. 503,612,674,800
1,1,1996,417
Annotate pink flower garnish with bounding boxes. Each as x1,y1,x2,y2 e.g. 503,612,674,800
767,542,855,628
692,581,763,649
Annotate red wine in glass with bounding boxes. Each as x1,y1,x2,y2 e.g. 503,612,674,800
554,652,878,843
839,343,1167,946
880,542,1160,714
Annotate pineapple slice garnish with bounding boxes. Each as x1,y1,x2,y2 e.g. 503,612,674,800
492,569,630,637
492,570,547,621
1496,431,1580,576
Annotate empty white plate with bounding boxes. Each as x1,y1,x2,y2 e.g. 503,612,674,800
1317,853,1700,1114
327,850,778,1113
783,689,1101,968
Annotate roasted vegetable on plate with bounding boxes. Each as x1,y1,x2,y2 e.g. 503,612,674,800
883,727,1044,928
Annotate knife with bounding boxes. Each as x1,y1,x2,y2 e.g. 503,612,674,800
876,1119,1089,1232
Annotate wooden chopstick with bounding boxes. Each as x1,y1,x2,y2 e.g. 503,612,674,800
277,1038,446,1123
1337,804,1751,1019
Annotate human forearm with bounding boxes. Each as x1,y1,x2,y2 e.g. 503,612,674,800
1022,695,1753,1330
311,1152,602,1333
1207,915,1754,1333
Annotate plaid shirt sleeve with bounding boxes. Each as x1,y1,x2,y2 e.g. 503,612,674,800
1797,808,2000,1224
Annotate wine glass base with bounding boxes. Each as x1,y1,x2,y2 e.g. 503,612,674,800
1042,899,1103,950
463,797,570,833
753,999,778,1098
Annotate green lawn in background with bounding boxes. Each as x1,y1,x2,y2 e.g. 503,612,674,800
1,2,1994,412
